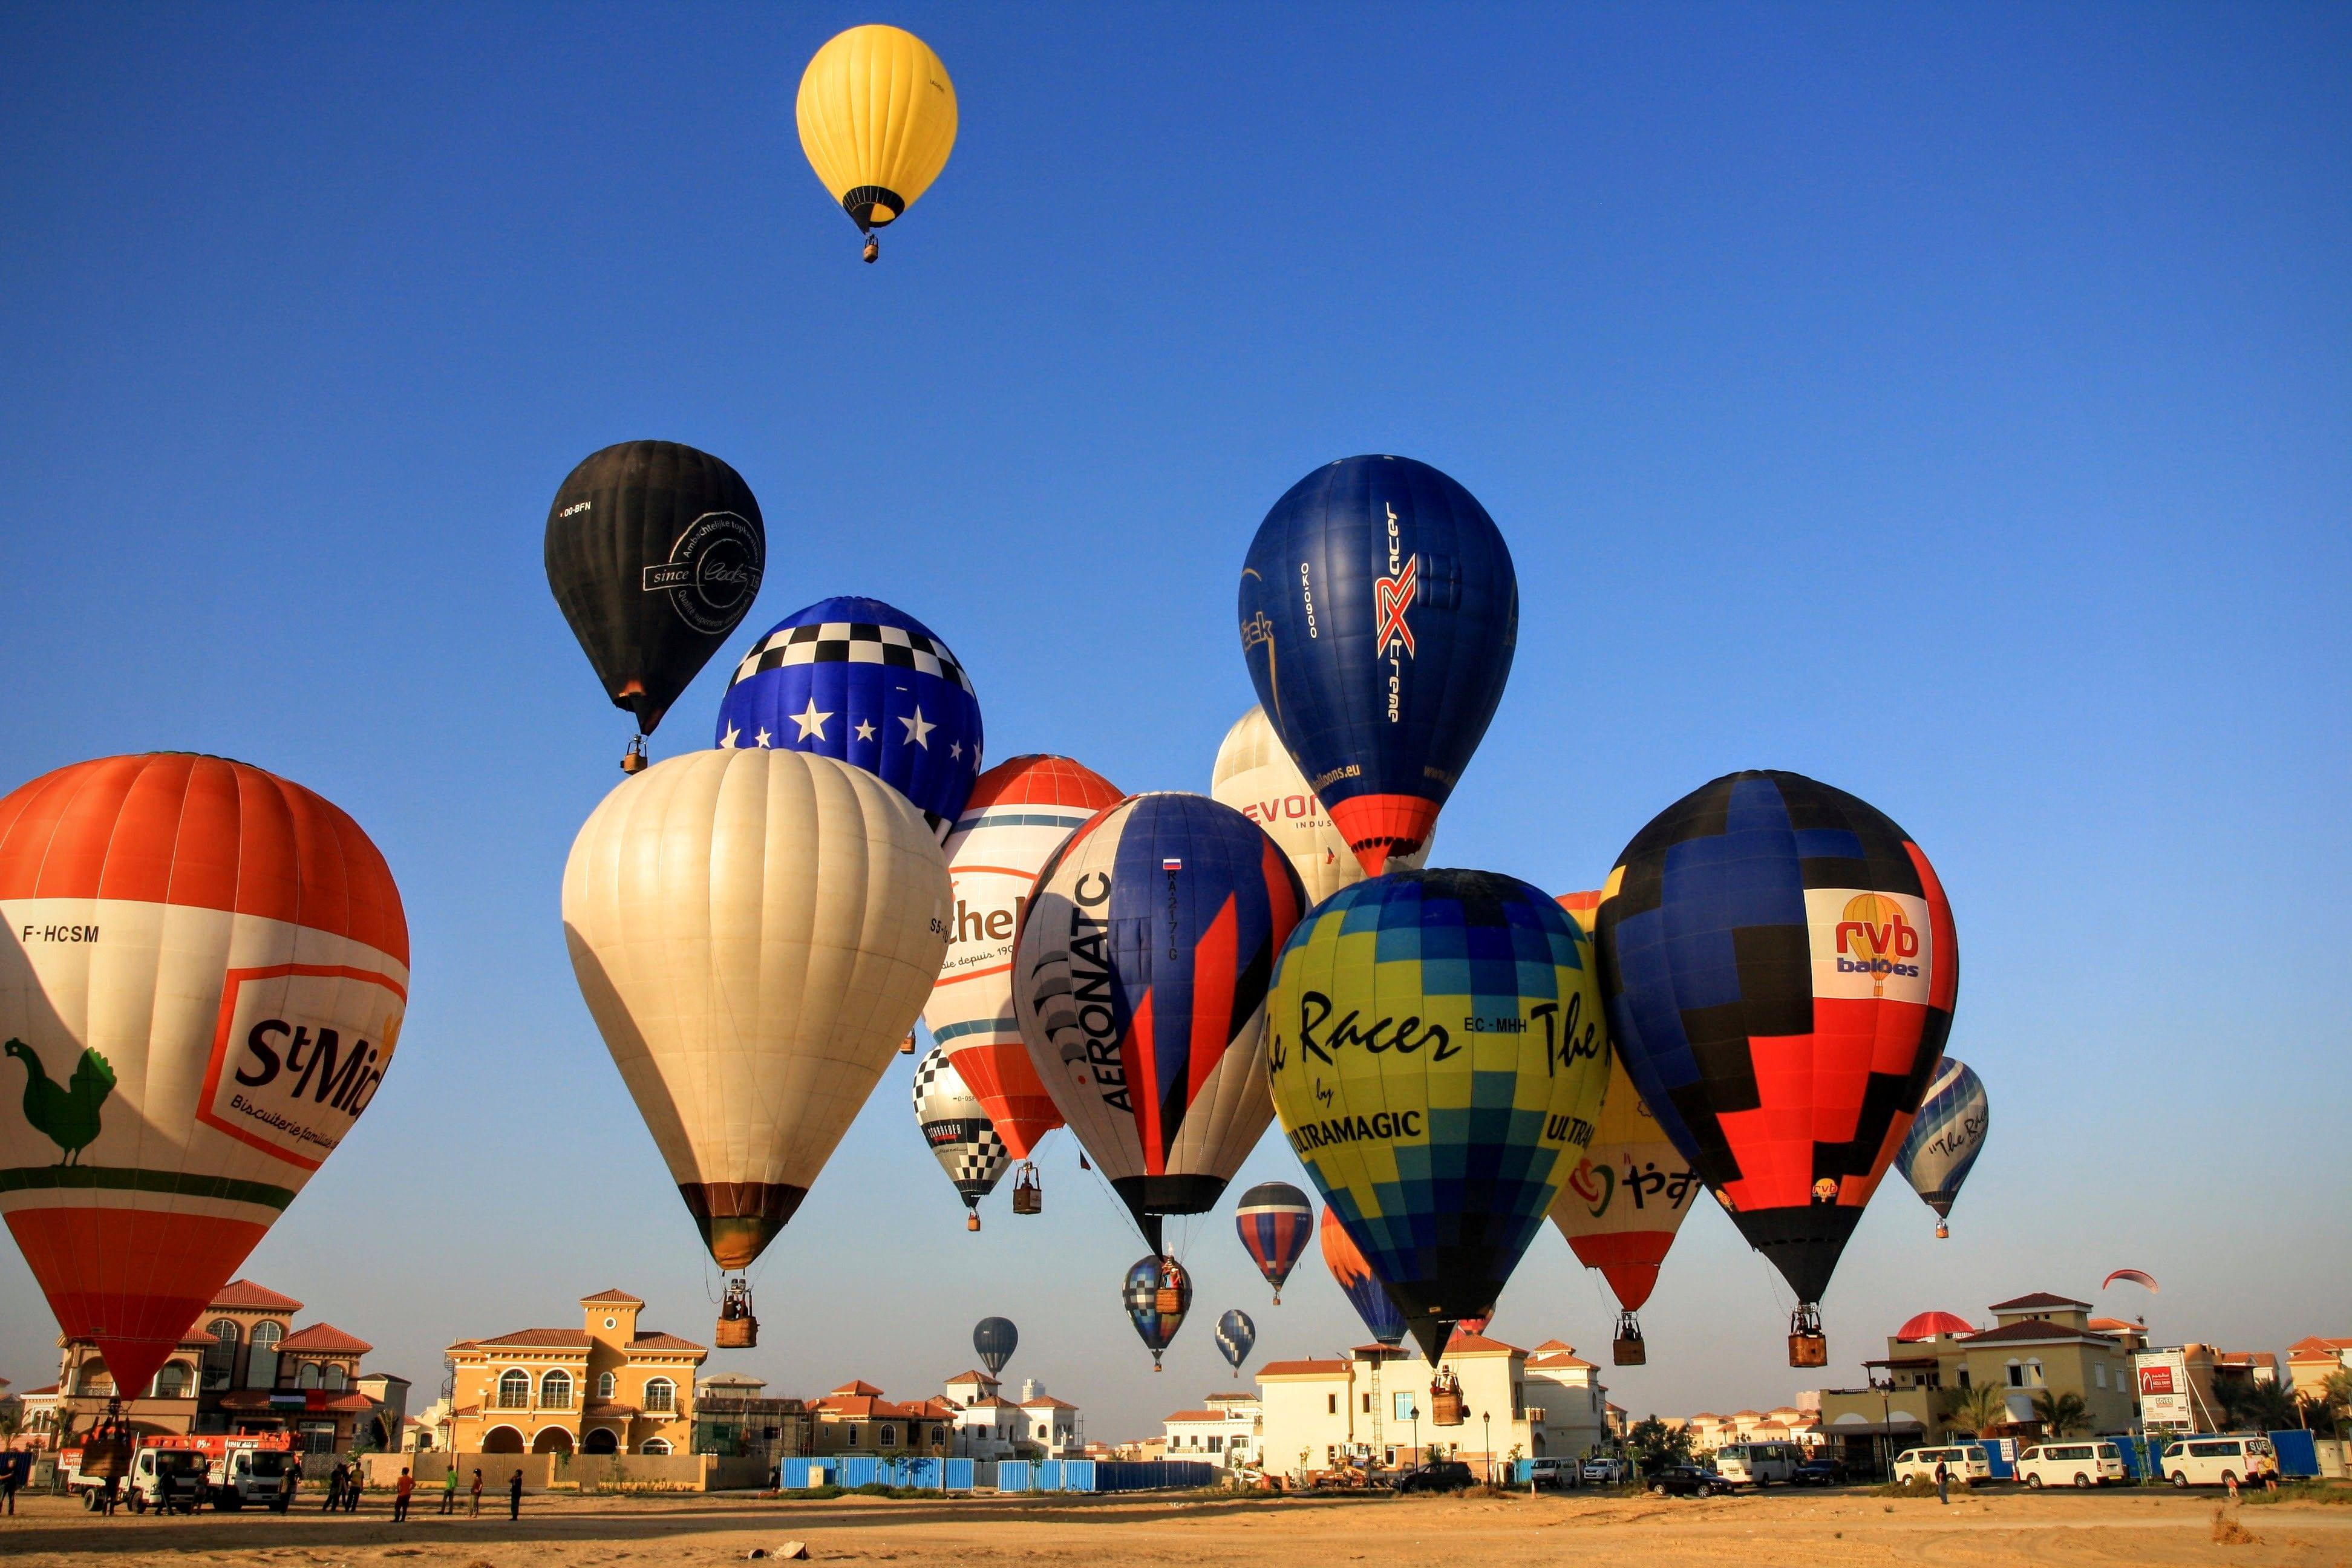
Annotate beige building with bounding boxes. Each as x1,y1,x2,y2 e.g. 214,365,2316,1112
806,1380,956,1455
1674,1406,1821,1455
2288,1336,2352,1408
446,1289,705,1455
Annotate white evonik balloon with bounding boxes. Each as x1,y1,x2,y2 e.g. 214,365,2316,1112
1210,705,1429,909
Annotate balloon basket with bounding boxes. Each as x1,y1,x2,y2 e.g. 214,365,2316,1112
621,736,648,776
1935,1223,1950,1240
1431,1391,1466,1428
1154,1287,1186,1316
1612,1312,1647,1366
1788,1304,1827,1368
966,1212,981,1233
714,1315,759,1349
1012,1165,1042,1215
862,238,880,264
900,1031,916,1055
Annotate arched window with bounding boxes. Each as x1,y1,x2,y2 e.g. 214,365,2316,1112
644,1377,675,1413
249,1320,284,1388
298,1362,322,1389
880,1424,897,1447
203,1320,240,1389
639,1437,671,1455
2026,1359,2045,1387
598,1371,616,1400
323,1364,347,1391
154,1362,192,1399
76,1359,112,1397
932,1425,944,1446
541,1370,573,1410
498,1370,531,1408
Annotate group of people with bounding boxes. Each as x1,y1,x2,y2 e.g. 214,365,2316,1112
306,1460,526,1521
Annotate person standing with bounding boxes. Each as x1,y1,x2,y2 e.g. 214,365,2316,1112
1935,1458,1950,1504
393,1468,413,1523
469,1468,483,1516
154,1465,174,1518
324,1460,346,1512
439,1463,459,1514
344,1460,362,1512
1,1451,22,1514
277,1458,299,1512
507,1468,522,1520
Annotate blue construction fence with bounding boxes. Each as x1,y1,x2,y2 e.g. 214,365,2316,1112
779,1456,1216,1494
779,1456,975,1491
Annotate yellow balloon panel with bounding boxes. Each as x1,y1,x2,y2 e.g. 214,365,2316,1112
795,24,958,230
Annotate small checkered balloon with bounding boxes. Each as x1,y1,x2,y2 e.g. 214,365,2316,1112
912,1046,1009,1215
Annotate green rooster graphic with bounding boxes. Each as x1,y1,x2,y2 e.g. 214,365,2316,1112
5,1037,116,1166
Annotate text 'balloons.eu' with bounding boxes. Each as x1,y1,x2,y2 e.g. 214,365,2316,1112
1895,1056,1988,1238
1267,869,1610,1362
1233,1180,1313,1304
0,754,408,1397
1238,456,1517,875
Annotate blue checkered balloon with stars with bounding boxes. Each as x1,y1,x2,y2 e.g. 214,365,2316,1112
715,596,984,838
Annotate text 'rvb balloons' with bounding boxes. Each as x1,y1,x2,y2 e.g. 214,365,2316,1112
0,754,408,1401
718,596,982,841
911,1047,1008,1231
1216,1308,1257,1373
797,24,957,262
1545,891,1705,1366
1319,1204,1405,1347
1212,707,1431,908
973,1315,1018,1376
921,756,1125,1194
1267,870,1609,1363
545,441,765,769
1233,1180,1313,1304
1238,456,1517,875
563,748,951,1283
1895,1056,1988,1239
1010,794,1305,1256
1123,1253,1192,1371
1595,771,1958,1365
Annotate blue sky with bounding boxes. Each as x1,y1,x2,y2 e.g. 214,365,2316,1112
2,3,2346,1438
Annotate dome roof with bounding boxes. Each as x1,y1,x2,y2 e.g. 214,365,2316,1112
1896,1310,1975,1342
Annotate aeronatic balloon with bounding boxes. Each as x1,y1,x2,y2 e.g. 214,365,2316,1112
797,24,956,263
1594,771,1958,1365
0,754,408,1403
973,1315,1019,1376
921,755,1124,1204
1233,1180,1313,1304
1545,890,1704,1364
911,1047,1008,1231
1210,707,1430,907
1318,1204,1405,1347
1267,870,1610,1362
1238,456,1517,875
1011,794,1305,1255
717,596,982,840
545,440,765,770
1215,1308,1257,1373
563,749,950,1338
1123,1253,1192,1371
1895,1057,1989,1239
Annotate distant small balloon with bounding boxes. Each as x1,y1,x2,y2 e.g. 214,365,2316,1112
973,1315,1019,1376
1122,1254,1192,1371
1215,1308,1257,1373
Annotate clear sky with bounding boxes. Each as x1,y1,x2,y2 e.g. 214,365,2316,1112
2,4,2347,1440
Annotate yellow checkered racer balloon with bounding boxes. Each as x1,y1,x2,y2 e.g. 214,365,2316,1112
1266,869,1609,1361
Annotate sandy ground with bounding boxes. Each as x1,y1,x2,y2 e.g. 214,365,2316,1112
1,1485,2348,1568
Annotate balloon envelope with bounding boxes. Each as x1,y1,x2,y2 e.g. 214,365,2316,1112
922,756,1123,1161
1595,771,1958,1307
1211,707,1430,906
545,440,765,737
1268,870,1610,1362
1123,1254,1192,1368
0,754,408,1397
797,25,957,235
717,596,982,840
1011,794,1305,1253
563,748,951,1270
1895,1056,1988,1226
1318,1204,1405,1347
1233,1180,1313,1303
912,1046,1008,1216
1215,1308,1257,1371
1238,456,1517,874
973,1315,1019,1376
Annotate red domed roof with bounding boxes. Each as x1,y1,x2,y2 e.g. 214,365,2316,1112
1896,1311,1975,1342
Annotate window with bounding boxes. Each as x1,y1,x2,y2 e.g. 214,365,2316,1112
249,1320,283,1389
1958,1368,1971,1389
932,1426,944,1445
604,1316,618,1330
847,1425,860,1446
1361,1393,1372,1414
2094,1364,2106,1390
498,1370,531,1408
1327,1394,1338,1415
2027,1359,2045,1387
2006,1360,2024,1388
324,1364,347,1391
641,1438,671,1455
644,1377,675,1413
541,1371,573,1410
298,1362,322,1389
1037,1424,1048,1440
598,1371,616,1400
153,1362,191,1398
1208,1436,1222,1451
203,1320,240,1390
880,1424,897,1447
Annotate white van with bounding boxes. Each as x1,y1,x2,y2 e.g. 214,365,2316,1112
1890,1445,1992,1485
1715,1441,1802,1485
2014,1441,2126,1488
2162,1436,2278,1488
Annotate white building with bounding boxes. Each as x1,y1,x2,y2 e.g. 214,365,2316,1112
1160,1391,1262,1469
1017,1379,1083,1456
1520,1341,1611,1461
944,1370,1024,1459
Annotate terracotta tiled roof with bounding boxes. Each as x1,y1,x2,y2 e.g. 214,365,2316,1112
2088,1317,2140,1333
816,1395,920,1419
2287,1335,2352,1354
211,1280,303,1312
1164,1410,1230,1423
1987,1292,2092,1313
471,1328,592,1348
583,1400,640,1418
22,1384,58,1396
1731,1409,1764,1419
446,1339,481,1353
450,1405,479,1418
279,1323,373,1355
961,1396,1017,1410
1440,1330,1521,1355
1529,1350,1596,1370
1259,1359,1350,1377
580,1289,644,1305
1020,1396,1078,1410
629,1331,706,1352
829,1379,886,1397
943,1370,1000,1386
1530,1339,1576,1353
1206,1391,1255,1401
1961,1318,2116,1347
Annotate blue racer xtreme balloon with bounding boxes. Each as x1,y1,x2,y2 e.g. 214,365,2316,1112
1266,869,1611,1362
1238,456,1517,875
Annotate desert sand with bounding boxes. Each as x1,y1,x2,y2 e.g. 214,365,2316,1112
2,1485,2348,1568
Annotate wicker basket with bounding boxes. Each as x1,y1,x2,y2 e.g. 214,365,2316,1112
1612,1333,1647,1367
1431,1389,1466,1427
714,1314,759,1350
1787,1331,1828,1368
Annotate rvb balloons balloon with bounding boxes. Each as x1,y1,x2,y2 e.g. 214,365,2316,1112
1010,794,1305,1255
1545,892,1704,1364
1122,1253,1192,1370
1211,707,1429,907
0,755,407,1400
563,748,950,1275
1233,1180,1313,1304
1319,1204,1404,1347
1238,456,1517,875
1595,771,1957,1365
718,597,982,840
1267,870,1609,1362
545,441,765,768
1215,1308,1257,1372
973,1315,1018,1376
1895,1057,1988,1239
922,756,1124,1184
911,1046,1008,1230
797,24,956,261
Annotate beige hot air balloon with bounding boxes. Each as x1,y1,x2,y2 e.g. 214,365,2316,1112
1210,706,1429,908
563,748,950,1345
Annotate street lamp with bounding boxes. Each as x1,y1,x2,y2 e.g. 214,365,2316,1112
1482,1411,1492,1481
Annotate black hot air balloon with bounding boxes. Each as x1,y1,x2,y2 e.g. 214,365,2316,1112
973,1315,1018,1376
545,441,766,771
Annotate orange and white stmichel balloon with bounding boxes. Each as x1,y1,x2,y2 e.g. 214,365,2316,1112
0,754,407,1399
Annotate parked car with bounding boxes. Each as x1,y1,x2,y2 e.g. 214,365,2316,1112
1715,1440,1803,1486
1789,1459,1847,1487
1582,1455,1634,1486
1526,1457,1577,1489
2161,1436,2279,1489
1650,1463,1736,1497
1394,1460,1477,1495
2014,1441,2127,1489
1890,1445,1993,1486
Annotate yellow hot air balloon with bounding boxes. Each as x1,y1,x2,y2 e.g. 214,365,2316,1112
795,24,958,263
562,748,950,1342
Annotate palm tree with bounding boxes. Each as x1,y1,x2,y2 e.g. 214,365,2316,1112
1940,1383,2007,1437
2030,1391,2089,1439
